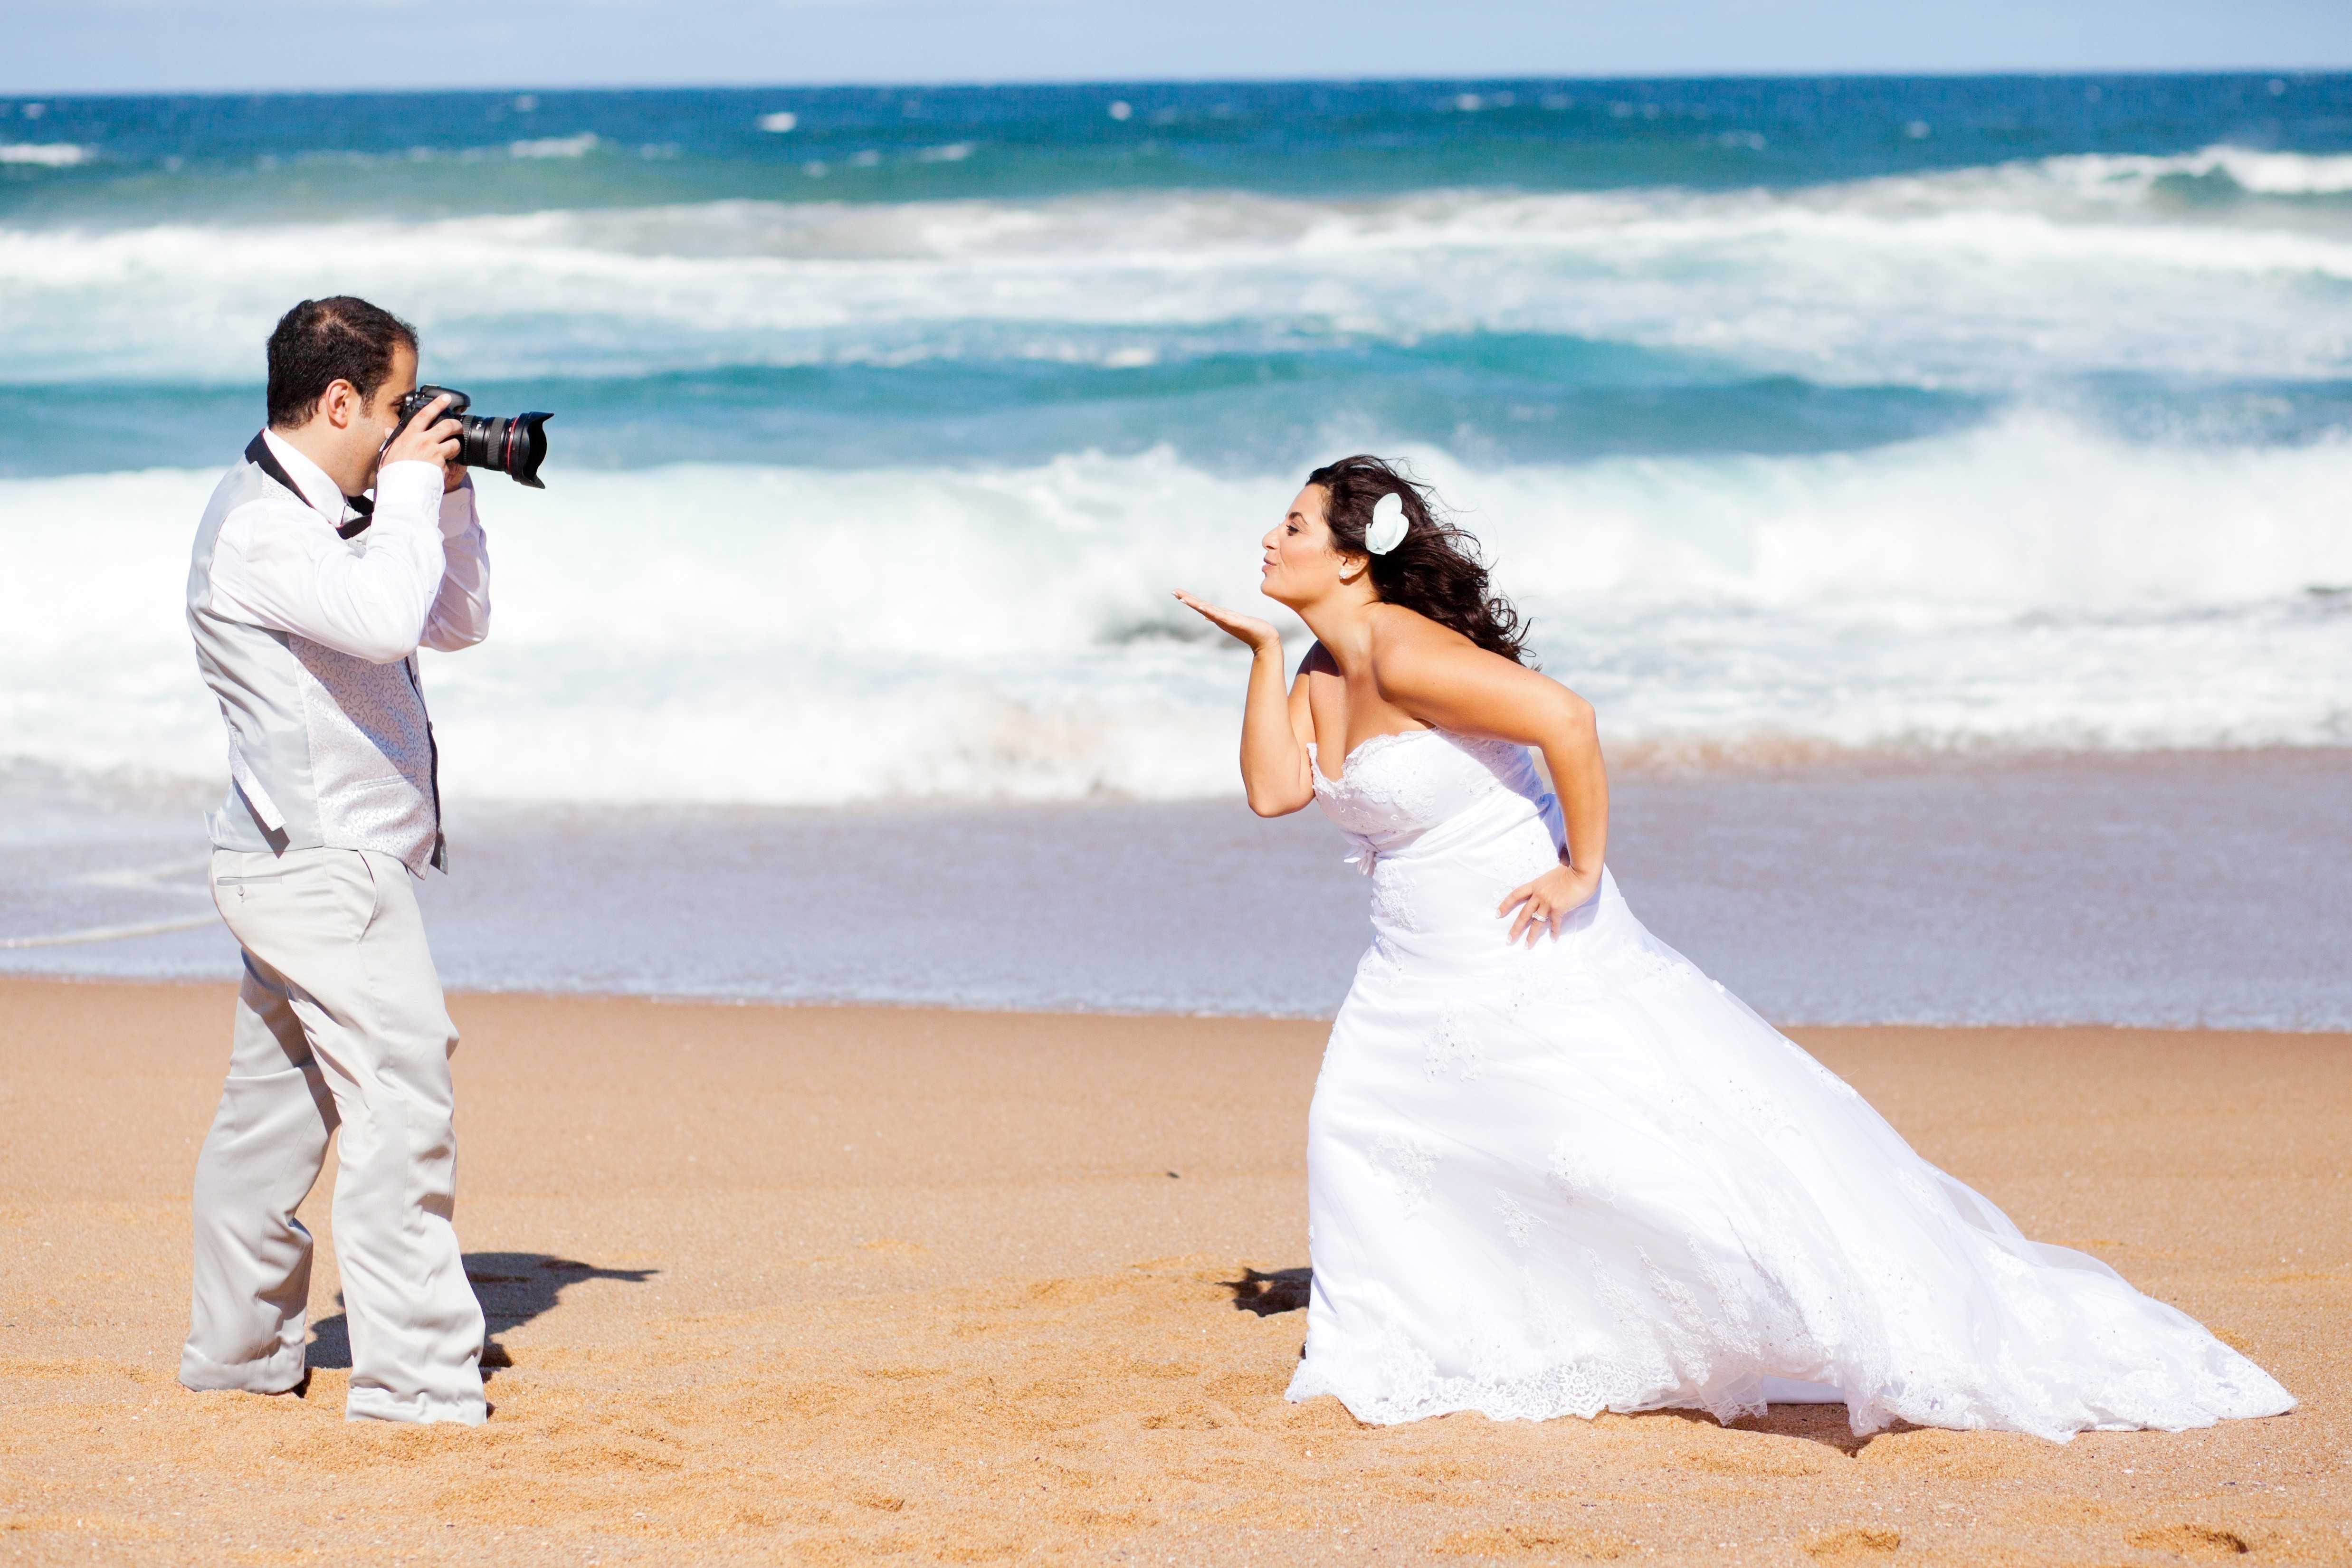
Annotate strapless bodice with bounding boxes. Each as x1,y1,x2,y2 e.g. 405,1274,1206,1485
1308,727,1546,846
1309,727,1572,963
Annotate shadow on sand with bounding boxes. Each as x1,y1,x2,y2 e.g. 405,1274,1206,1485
306,1252,659,1378
1222,1265,1312,1317
1652,1403,1913,1455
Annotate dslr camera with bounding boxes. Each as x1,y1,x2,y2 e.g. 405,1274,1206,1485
385,384,553,489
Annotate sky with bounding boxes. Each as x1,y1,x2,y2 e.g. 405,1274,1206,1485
5,0,2351,95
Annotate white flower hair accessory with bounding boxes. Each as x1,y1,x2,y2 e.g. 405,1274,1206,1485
1364,492,1409,555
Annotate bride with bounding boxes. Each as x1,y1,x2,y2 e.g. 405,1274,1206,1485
1173,455,2294,1441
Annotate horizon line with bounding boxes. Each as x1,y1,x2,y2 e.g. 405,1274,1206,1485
7,64,2351,102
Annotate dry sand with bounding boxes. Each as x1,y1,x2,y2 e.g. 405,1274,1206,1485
0,976,2345,1565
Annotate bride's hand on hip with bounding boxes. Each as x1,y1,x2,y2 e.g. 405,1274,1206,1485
1498,861,1602,946
1172,589,1280,654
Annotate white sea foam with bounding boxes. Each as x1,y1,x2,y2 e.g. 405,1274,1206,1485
4,420,2346,806
508,132,599,159
6,145,2347,802
0,142,89,167
2039,145,2352,198
3,162,2349,390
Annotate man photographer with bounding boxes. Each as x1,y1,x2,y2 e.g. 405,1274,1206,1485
181,296,492,1424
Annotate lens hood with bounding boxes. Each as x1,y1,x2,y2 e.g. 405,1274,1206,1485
501,412,553,489
392,385,554,488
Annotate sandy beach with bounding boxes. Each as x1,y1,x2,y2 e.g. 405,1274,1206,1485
1,976,2346,1565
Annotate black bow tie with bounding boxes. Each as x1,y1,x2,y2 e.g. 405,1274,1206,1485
245,430,377,539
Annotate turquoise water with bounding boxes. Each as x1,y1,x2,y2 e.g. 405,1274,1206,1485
6,76,2352,475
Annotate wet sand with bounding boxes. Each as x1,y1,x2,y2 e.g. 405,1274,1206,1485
14,748,2352,1031
0,977,2345,1564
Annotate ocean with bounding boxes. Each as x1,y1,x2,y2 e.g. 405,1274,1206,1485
3,75,2349,1021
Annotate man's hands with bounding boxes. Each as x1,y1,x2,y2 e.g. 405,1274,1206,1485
381,392,463,492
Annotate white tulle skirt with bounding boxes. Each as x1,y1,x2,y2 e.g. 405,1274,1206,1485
1286,868,2295,1441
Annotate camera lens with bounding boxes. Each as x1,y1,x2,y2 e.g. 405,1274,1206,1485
455,411,553,490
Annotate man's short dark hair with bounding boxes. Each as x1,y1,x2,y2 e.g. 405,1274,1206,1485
266,296,417,428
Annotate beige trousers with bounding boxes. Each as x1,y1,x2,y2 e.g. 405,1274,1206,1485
180,846,486,1424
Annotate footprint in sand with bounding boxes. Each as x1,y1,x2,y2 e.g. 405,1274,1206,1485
1436,1524,1632,1560
2126,1525,2251,1559
1856,1425,2037,1480
1803,1528,1901,1563
1676,1435,1834,1478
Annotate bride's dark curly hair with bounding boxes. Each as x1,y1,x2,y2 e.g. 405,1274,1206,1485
1306,454,1532,665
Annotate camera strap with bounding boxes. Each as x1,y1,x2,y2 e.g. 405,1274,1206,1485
245,432,374,540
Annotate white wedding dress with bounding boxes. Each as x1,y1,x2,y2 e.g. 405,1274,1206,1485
1283,726,2294,1441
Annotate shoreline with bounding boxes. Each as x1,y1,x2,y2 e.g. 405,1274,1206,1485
15,739,2352,808
7,747,2352,1029
3,978,2346,1564
10,967,2352,1034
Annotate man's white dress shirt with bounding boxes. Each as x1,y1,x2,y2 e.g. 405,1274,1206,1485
188,433,490,873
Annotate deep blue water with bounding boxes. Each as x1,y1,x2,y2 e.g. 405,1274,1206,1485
7,75,2350,219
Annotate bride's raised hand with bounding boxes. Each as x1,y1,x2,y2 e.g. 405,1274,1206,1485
1172,589,1281,653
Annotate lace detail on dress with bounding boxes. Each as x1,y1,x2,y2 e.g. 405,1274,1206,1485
1610,941,1702,989
1308,729,1525,844
1309,730,1450,833
1353,939,1402,987
1424,1001,1484,1082
1369,1131,1440,1216
1546,1132,1623,1205
1370,860,1422,933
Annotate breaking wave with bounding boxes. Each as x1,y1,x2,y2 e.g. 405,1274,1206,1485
3,417,2347,805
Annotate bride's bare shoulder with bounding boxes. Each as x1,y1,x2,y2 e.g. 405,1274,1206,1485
1297,639,1339,678
1368,605,1512,716
1367,603,1475,667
